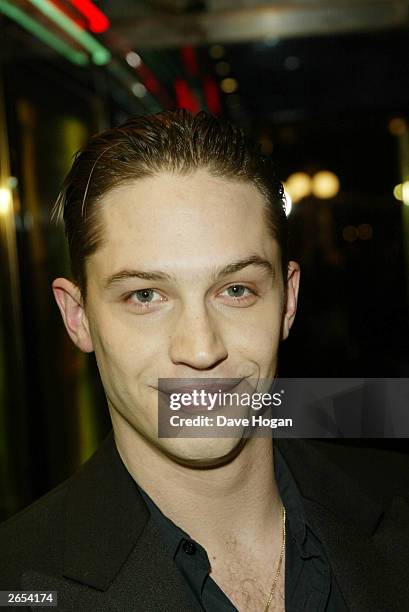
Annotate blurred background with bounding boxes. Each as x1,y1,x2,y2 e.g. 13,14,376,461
1,0,409,521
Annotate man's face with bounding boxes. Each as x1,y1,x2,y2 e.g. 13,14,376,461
55,169,299,465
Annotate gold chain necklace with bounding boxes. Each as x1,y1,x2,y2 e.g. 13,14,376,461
263,505,286,612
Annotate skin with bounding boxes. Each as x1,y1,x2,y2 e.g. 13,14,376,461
52,169,300,610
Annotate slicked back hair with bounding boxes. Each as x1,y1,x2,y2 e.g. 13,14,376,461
53,109,288,301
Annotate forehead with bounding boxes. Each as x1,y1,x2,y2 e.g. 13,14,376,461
91,169,279,277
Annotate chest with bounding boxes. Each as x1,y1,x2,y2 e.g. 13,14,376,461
209,553,286,612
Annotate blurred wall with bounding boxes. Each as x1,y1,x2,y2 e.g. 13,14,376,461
0,58,111,520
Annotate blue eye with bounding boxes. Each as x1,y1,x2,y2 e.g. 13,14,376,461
225,285,249,298
134,289,156,303
128,289,163,306
220,285,258,303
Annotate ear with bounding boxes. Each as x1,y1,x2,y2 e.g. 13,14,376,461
52,277,94,353
281,261,300,341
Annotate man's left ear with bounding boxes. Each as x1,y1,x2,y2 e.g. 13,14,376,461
281,261,300,341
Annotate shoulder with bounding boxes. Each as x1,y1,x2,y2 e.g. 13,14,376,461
277,438,409,513
308,440,409,505
0,431,146,591
312,441,409,503
0,477,69,589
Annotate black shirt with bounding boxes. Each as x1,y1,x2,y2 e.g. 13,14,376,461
136,444,349,611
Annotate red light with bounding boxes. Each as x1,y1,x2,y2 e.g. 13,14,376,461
181,46,199,77
203,76,221,115
67,0,110,33
174,79,200,113
138,65,161,94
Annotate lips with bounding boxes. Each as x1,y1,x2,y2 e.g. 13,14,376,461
157,379,243,396
156,378,249,415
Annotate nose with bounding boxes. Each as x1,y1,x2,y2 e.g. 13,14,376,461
169,305,228,370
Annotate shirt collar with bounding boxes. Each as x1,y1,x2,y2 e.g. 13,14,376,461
138,485,201,561
273,442,322,559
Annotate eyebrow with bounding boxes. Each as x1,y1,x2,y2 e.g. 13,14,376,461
103,255,274,290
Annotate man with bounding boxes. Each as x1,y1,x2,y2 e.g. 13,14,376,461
1,110,409,611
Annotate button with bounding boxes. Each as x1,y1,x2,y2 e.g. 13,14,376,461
182,539,197,555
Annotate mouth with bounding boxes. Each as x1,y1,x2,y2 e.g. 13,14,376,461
156,378,248,414
158,379,243,395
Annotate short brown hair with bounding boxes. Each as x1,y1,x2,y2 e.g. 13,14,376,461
54,109,288,300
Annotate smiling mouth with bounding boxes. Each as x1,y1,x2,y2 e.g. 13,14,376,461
156,378,250,414
158,379,243,395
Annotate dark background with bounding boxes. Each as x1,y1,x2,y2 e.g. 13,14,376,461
0,0,408,522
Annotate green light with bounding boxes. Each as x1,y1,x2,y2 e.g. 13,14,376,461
28,0,112,66
0,0,88,65
92,48,111,66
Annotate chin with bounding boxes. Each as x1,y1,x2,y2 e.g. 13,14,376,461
159,436,247,469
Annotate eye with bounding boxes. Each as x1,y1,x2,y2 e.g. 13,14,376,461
127,289,165,307
219,284,258,303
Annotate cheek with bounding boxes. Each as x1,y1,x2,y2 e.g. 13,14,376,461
87,311,151,382
236,326,280,359
225,304,282,360
249,291,283,333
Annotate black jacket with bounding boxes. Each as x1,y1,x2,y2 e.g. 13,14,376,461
1,432,409,611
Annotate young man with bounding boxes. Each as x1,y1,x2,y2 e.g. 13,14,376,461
1,110,409,611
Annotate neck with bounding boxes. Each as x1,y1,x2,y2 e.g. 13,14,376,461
113,417,282,555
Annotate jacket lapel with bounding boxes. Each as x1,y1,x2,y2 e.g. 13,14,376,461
23,431,201,611
277,439,409,612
